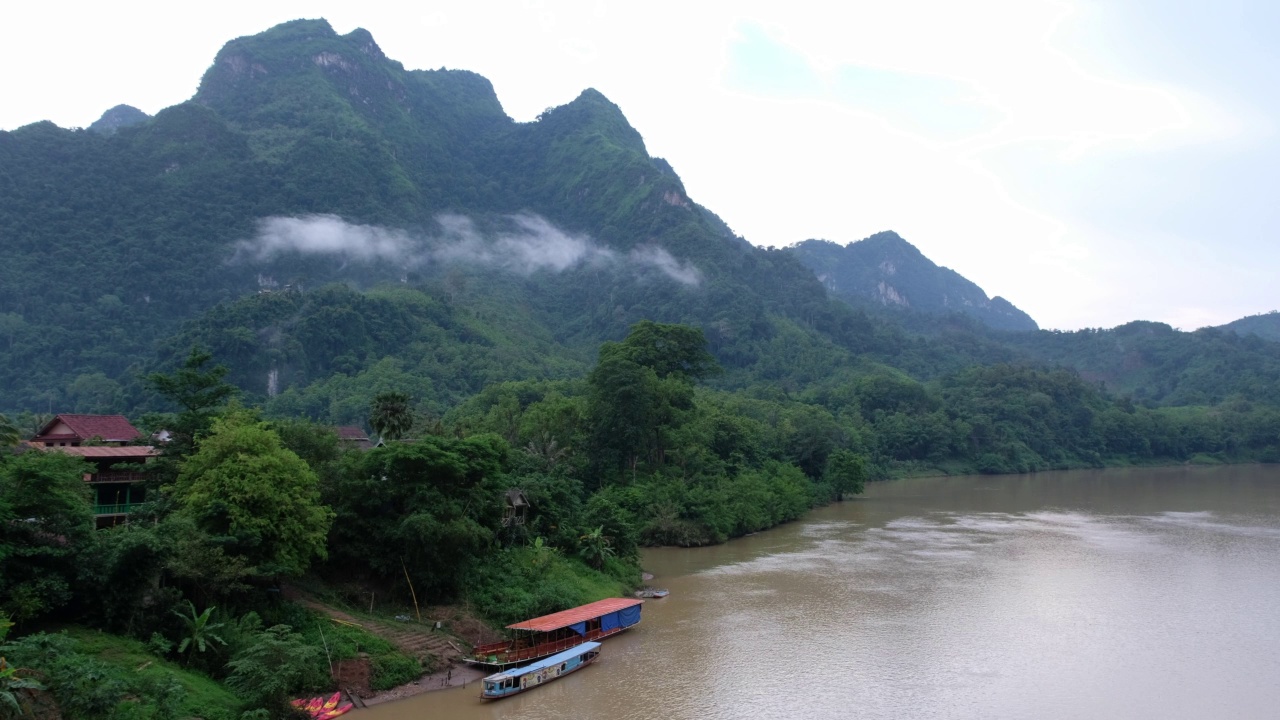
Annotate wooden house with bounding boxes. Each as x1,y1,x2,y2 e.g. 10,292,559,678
46,445,160,528
335,425,375,450
31,414,154,528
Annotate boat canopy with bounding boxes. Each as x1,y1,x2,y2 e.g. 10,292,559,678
482,642,602,682
506,597,643,633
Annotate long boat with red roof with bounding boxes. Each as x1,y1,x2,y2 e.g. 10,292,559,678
468,597,643,667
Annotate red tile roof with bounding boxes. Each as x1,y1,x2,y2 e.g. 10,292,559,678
507,597,644,632
33,414,142,443
335,426,369,440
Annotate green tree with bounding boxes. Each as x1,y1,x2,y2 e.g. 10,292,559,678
173,409,334,580
369,391,414,441
65,373,123,415
12,415,49,442
147,347,238,439
587,349,662,475
825,449,867,500
225,625,321,718
144,348,241,512
171,601,227,664
0,417,19,448
614,320,719,382
0,452,94,623
576,526,614,570
587,322,722,478
329,435,507,599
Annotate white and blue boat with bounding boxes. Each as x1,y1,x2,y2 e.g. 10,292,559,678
479,641,602,700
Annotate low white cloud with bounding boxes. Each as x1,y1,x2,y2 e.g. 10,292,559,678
243,215,413,262
235,212,703,286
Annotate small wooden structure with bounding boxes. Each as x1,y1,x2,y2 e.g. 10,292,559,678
502,489,529,527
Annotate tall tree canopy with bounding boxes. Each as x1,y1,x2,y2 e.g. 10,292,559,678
328,434,508,599
369,391,415,442
610,320,719,382
587,322,719,477
0,451,94,623
172,409,333,580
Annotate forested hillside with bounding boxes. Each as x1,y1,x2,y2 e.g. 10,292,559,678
1219,311,1280,342
3,17,1277,428
788,233,1038,332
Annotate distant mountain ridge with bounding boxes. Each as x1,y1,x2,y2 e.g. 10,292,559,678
1218,311,1280,342
788,232,1038,332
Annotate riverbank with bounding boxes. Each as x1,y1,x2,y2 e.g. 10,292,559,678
362,663,488,706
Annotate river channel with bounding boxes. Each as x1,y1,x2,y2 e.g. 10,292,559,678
362,465,1280,719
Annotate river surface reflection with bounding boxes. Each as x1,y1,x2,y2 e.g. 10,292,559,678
361,465,1280,719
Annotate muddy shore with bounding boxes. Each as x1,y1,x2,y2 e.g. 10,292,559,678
361,662,488,706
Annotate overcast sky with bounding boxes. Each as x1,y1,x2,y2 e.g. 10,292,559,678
4,0,1276,331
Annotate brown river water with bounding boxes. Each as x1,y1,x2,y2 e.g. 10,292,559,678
360,465,1280,719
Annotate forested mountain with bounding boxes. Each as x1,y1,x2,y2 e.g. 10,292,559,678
1,17,1278,466
1000,321,1280,406
788,233,1038,332
0,18,1003,414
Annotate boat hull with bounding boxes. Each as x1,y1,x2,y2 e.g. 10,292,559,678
481,640,601,696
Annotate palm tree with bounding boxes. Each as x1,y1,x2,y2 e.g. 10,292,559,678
368,391,414,442
172,601,227,664
523,431,569,469
578,526,615,570
0,415,21,449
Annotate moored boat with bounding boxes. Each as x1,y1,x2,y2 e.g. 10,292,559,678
468,597,642,667
289,693,352,719
480,642,601,700
636,588,669,599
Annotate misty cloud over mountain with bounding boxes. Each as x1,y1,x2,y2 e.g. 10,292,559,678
235,213,703,286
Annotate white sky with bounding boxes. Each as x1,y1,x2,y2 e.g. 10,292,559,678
3,0,1276,331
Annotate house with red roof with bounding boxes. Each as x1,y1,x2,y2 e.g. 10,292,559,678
32,414,143,447
30,414,154,528
335,425,374,450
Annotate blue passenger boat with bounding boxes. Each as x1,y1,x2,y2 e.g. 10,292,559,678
480,642,602,700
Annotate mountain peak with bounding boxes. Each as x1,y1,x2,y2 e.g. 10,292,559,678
194,18,405,116
789,232,1038,332
342,27,385,60
87,104,150,135
534,87,647,156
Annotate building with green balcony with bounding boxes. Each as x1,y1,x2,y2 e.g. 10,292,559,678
31,414,159,529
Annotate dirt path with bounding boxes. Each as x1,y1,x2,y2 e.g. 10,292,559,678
292,596,459,659
286,589,500,703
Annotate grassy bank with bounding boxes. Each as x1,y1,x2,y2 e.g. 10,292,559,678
5,627,243,720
